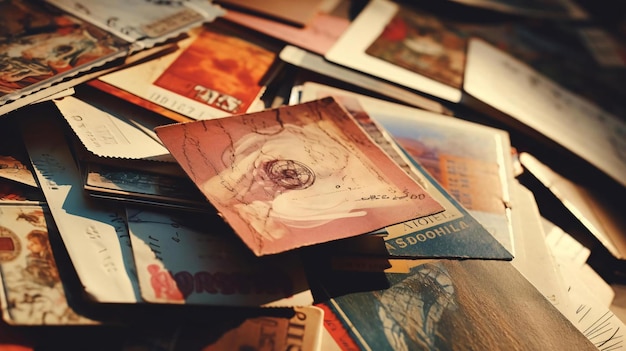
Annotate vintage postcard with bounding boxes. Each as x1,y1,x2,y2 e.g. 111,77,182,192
364,5,468,90
0,0,130,109
0,156,37,189
0,204,96,325
0,142,37,188
21,112,140,304
0,110,36,189
325,0,463,102
83,162,211,213
97,21,279,121
320,259,596,350
45,0,225,49
126,207,313,307
155,97,444,256
223,5,350,55
465,22,626,119
300,82,513,259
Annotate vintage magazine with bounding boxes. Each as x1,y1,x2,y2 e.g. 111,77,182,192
155,98,444,256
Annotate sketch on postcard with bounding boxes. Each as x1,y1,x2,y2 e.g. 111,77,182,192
156,97,443,255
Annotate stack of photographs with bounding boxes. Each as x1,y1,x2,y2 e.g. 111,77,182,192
0,0,623,349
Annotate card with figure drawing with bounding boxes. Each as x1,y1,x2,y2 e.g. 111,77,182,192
155,97,444,256
0,0,224,116
126,207,313,307
0,204,96,325
0,0,130,110
300,82,513,259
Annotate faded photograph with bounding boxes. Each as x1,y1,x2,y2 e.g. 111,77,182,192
365,9,468,89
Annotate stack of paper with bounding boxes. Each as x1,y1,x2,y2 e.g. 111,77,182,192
0,0,623,349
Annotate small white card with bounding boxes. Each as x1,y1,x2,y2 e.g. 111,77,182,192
55,96,173,161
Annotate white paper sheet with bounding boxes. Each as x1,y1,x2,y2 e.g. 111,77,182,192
21,114,140,303
465,38,626,188
55,96,173,161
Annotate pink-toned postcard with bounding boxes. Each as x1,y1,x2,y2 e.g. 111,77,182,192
223,9,350,55
155,97,444,256
215,0,323,27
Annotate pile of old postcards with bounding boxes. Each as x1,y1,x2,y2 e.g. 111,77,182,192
0,0,624,349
